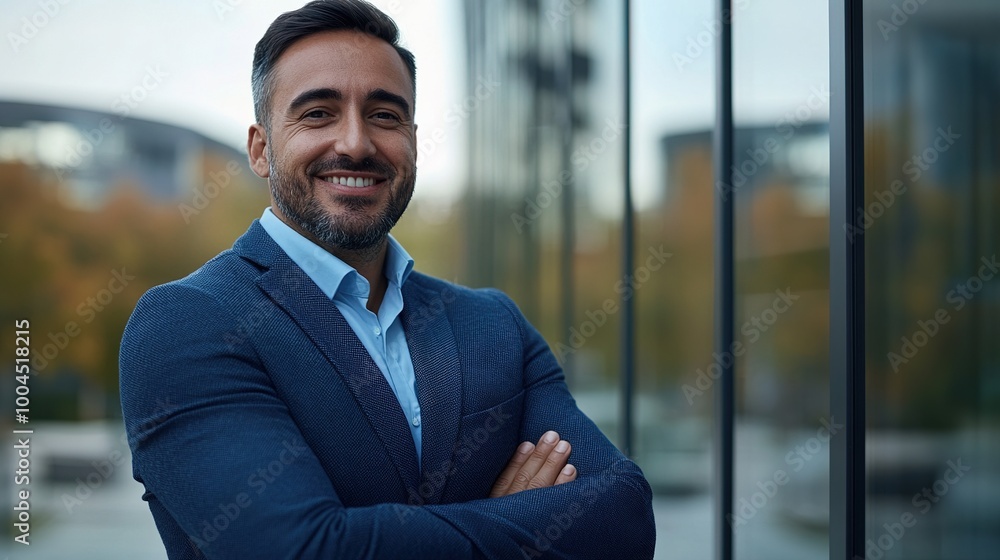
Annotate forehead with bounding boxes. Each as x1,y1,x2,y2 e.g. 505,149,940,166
270,30,413,106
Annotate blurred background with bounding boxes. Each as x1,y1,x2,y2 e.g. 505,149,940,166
0,0,997,559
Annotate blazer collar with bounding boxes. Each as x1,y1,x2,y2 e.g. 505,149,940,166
400,278,464,504
236,221,421,492
233,221,464,504
232,219,291,270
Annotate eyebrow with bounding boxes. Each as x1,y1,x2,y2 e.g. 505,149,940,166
286,87,411,119
287,87,341,114
366,88,411,119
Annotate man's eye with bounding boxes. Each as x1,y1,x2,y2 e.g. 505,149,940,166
372,111,400,122
304,110,329,119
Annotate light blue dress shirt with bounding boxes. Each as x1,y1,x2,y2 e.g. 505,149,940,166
259,208,422,465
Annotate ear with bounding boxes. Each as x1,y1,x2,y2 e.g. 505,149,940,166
247,123,270,178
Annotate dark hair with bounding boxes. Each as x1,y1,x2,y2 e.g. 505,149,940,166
251,0,416,130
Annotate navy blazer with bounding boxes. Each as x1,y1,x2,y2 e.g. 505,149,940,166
120,221,656,559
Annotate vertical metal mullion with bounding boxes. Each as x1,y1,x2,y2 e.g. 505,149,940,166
829,0,865,559
524,3,541,322
620,0,635,458
558,4,576,386
712,0,734,558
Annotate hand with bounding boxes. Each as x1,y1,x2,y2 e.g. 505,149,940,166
489,431,577,497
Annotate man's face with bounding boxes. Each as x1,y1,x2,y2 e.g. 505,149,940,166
252,30,416,251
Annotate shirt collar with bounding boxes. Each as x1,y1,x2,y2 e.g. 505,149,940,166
258,207,414,301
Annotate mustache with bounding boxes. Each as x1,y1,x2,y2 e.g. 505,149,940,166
308,156,395,178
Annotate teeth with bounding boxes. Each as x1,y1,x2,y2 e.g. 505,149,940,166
323,176,376,187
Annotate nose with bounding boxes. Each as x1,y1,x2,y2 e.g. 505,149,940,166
332,110,377,161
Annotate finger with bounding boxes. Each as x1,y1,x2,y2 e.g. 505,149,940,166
489,441,534,498
527,440,571,490
508,431,561,493
554,464,577,486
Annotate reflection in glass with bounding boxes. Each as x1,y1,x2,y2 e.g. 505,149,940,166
732,2,830,559
863,1,1000,558
632,0,717,557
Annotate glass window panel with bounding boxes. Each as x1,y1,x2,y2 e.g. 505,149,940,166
459,0,625,453
632,0,716,558
732,2,831,559
862,2,1000,558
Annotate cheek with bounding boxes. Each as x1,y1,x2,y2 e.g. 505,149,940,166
375,131,416,163
393,142,417,170
280,132,330,167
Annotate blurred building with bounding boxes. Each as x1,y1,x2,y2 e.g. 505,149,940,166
0,100,253,208
456,1,1000,559
0,100,267,421
460,0,597,346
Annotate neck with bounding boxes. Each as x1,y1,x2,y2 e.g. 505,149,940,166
341,241,388,298
271,207,391,313
325,240,390,314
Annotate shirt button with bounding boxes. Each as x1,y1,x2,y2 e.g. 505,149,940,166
412,416,420,427
373,326,381,336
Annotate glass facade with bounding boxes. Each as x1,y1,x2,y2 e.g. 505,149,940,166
862,1,1000,558
456,1,999,559
733,2,831,558
634,1,716,558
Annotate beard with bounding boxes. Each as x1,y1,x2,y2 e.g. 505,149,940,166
269,153,414,252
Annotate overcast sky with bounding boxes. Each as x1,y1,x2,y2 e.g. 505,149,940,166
1,0,828,209
1,0,467,202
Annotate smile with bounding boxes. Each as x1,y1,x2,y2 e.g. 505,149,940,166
321,175,380,188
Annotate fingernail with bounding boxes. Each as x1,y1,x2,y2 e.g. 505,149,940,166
543,431,558,444
518,442,533,454
555,441,569,453
562,465,575,476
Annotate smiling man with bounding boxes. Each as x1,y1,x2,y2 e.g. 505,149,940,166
119,1,655,559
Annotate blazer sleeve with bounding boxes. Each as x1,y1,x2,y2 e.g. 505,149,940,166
415,290,657,560
120,284,481,560
121,283,655,560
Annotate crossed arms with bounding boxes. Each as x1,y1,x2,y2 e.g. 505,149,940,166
120,282,656,559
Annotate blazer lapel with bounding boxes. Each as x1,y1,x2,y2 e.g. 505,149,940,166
234,222,421,493
402,280,464,504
